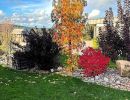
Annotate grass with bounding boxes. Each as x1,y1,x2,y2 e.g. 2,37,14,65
109,60,116,69
0,66,130,100
59,53,68,67
108,56,127,69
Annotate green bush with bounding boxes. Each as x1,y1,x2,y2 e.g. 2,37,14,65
13,28,61,70
59,53,68,67
92,37,99,49
108,60,116,69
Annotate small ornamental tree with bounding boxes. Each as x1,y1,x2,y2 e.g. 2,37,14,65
51,0,87,72
122,15,130,60
78,47,110,77
122,0,130,61
13,28,61,70
99,8,126,61
117,0,130,61
1,21,14,65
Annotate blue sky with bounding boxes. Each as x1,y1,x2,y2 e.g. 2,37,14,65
0,0,118,28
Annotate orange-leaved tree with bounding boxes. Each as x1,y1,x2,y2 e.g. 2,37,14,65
51,0,87,73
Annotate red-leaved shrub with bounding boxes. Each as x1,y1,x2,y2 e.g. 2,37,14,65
78,47,110,77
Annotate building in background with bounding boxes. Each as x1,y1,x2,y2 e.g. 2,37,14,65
87,17,118,37
11,28,26,47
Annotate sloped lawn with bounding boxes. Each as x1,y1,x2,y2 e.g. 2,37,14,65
0,66,130,100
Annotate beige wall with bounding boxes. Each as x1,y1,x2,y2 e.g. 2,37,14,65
87,17,118,37
11,28,26,46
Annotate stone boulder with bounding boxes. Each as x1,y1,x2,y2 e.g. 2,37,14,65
116,60,130,77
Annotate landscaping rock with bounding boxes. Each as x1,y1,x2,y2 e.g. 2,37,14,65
73,68,130,91
57,67,63,71
116,60,130,77
95,76,99,80
104,77,109,82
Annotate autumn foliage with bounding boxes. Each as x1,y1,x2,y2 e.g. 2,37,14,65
52,0,86,49
51,0,87,71
78,47,110,77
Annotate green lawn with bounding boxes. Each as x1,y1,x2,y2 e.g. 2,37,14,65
0,66,130,100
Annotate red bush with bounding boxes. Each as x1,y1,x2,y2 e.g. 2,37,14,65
78,47,110,77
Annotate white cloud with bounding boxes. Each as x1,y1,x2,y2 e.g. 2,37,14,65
88,0,115,8
0,10,4,16
88,9,100,19
10,9,53,27
9,0,53,28
28,18,34,22
86,0,117,19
